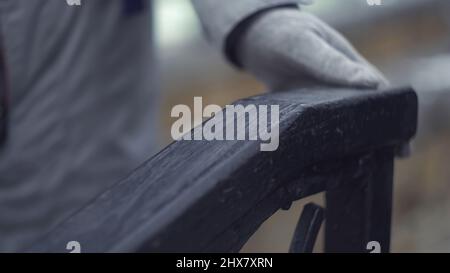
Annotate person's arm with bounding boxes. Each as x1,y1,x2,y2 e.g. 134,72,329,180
191,1,387,90
191,0,308,61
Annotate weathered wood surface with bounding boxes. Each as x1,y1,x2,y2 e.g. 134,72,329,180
0,48,7,147
29,87,418,253
325,147,394,253
0,101,5,146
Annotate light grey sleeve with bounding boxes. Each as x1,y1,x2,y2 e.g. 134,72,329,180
191,0,302,60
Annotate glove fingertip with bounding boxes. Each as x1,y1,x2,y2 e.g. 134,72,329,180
351,66,389,89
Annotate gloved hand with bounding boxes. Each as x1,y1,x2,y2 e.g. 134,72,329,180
234,8,388,91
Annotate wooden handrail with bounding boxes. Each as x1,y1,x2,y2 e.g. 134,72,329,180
29,87,418,253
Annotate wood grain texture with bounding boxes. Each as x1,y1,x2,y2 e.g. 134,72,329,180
325,147,394,253
29,87,418,253
0,105,5,147
0,48,7,148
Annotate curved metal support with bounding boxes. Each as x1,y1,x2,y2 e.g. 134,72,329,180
289,203,324,253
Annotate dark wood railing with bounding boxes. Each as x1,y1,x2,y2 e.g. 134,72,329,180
29,87,418,253
0,43,8,147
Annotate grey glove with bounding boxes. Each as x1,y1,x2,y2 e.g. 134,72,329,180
234,8,388,90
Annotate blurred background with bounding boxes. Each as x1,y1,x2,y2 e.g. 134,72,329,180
154,0,450,252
